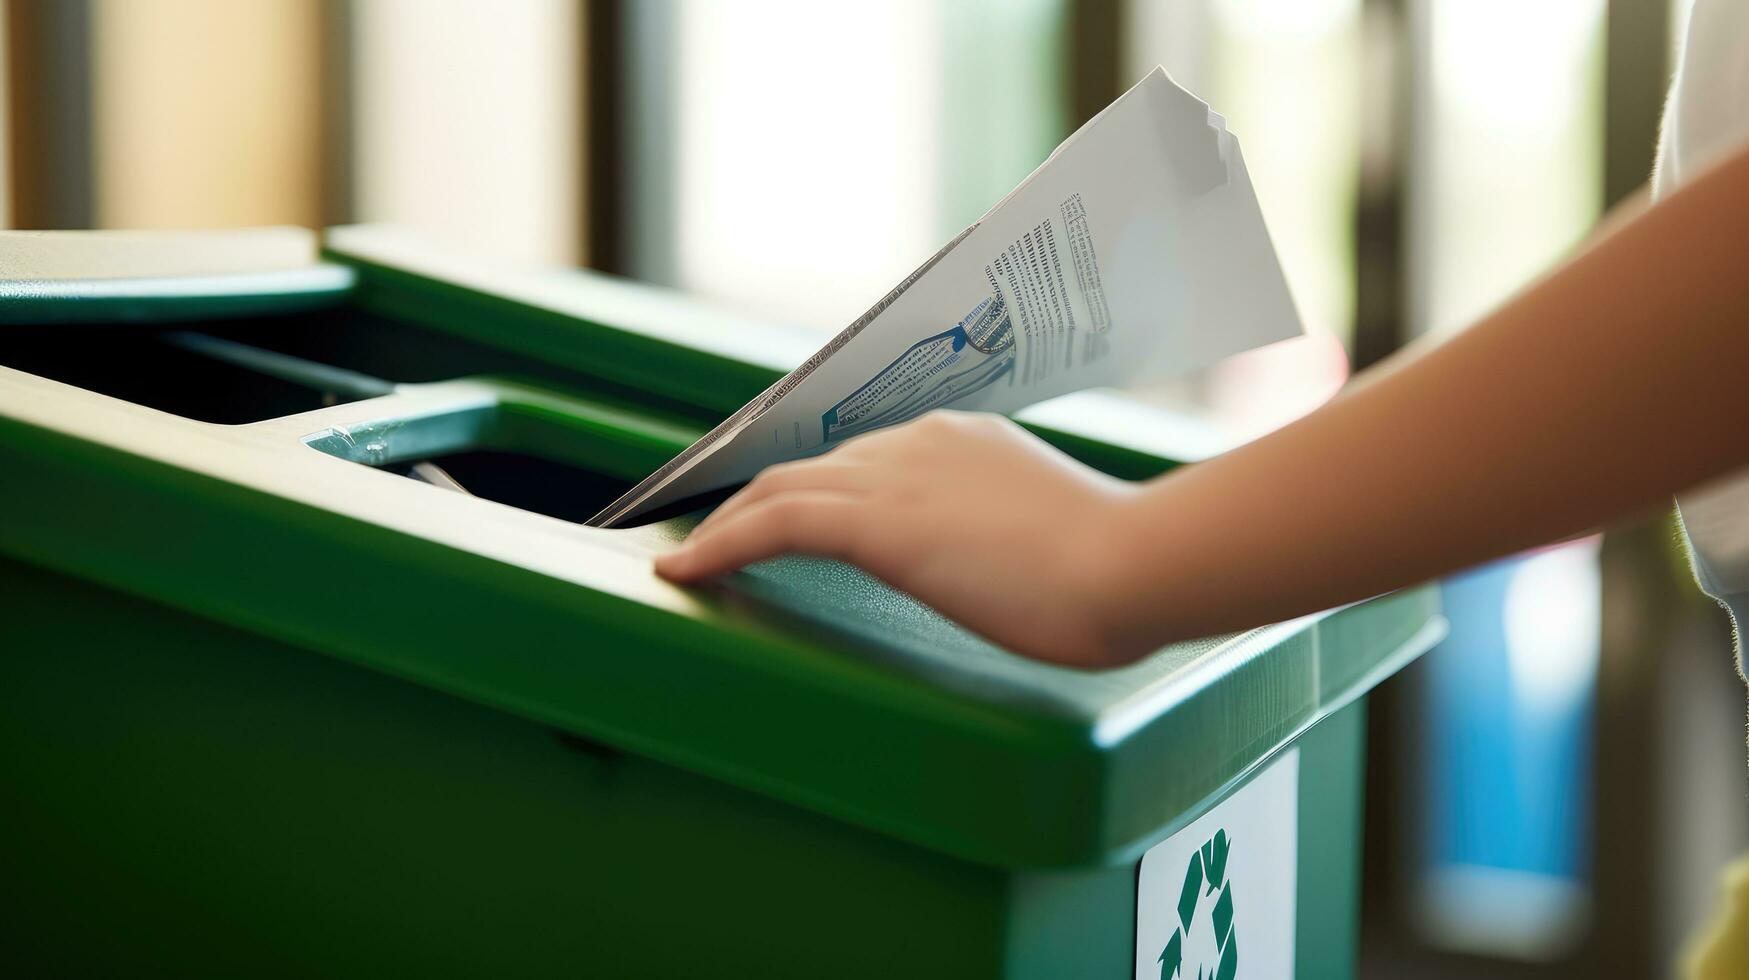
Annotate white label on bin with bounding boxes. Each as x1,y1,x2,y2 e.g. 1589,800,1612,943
1135,748,1299,980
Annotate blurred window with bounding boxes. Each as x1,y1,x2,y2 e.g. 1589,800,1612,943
1124,0,1359,442
1408,0,1606,337
1419,542,1601,959
349,0,583,266
626,0,1068,331
1406,0,1610,961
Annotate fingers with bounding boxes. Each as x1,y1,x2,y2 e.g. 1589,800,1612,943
692,461,874,536
659,410,1000,582
655,490,861,582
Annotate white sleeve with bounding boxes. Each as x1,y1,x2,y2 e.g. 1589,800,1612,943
1679,469,1749,597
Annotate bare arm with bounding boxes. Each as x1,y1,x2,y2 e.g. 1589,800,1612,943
1097,141,1749,652
659,142,1749,667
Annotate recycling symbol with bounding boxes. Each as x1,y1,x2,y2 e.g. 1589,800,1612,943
1157,828,1237,980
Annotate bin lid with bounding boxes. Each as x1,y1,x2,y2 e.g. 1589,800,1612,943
0,226,1444,870
0,228,353,325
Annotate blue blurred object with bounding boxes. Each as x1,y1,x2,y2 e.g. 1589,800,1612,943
1418,539,1600,959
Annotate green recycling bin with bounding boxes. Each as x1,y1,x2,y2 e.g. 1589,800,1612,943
0,226,1443,978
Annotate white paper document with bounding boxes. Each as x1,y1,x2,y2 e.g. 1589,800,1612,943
588,68,1300,527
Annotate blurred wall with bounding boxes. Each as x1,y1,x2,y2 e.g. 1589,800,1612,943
6,0,94,229
0,3,8,229
5,0,587,264
91,0,325,228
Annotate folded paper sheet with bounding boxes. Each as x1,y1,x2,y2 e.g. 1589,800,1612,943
589,68,1301,527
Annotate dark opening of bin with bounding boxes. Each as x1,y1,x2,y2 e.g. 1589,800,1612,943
387,450,634,525
0,325,361,424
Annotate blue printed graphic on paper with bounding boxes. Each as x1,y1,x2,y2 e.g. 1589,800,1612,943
821,295,1016,442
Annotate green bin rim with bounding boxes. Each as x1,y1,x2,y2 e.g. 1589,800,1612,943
0,225,1443,869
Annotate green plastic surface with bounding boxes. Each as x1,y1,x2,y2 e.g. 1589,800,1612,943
0,555,1371,978
0,225,1444,873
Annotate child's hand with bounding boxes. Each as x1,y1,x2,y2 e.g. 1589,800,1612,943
654,411,1145,668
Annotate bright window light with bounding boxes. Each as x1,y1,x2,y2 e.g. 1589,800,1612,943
1412,0,1606,335
1125,0,1360,441
1503,539,1602,716
351,0,581,266
665,0,1066,332
675,0,941,330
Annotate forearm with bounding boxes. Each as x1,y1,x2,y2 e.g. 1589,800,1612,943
1103,142,1749,650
